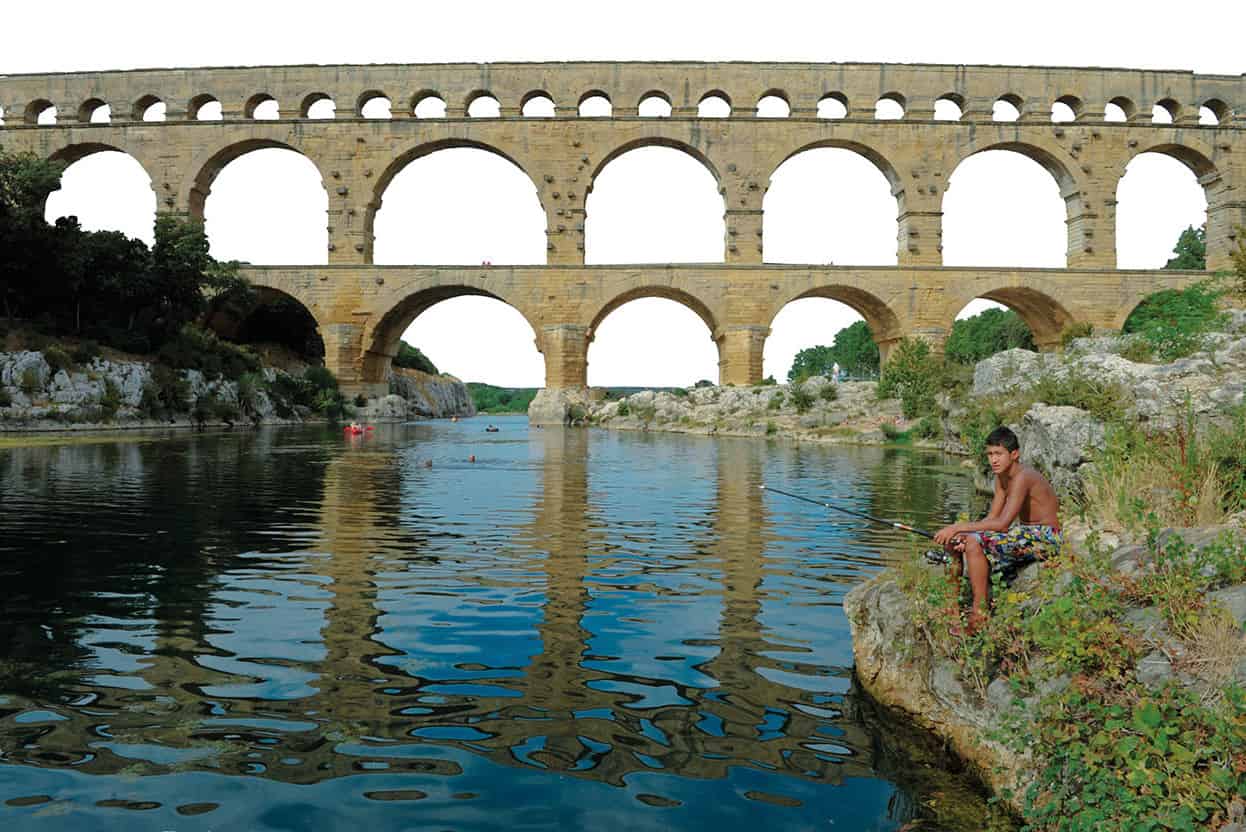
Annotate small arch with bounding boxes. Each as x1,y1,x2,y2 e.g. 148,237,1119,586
190,94,221,121
1105,97,1135,122
817,92,847,119
301,93,336,119
579,91,612,117
1152,99,1179,124
1052,95,1081,123
934,93,963,121
411,91,446,119
358,90,391,119
133,94,163,122
26,99,56,125
638,91,672,117
521,91,555,117
245,93,278,120
698,91,731,118
78,98,110,124
874,93,905,120
756,91,790,118
466,91,501,118
993,95,1022,122
1200,99,1230,126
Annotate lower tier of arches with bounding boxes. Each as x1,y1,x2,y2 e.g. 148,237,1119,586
238,263,1204,397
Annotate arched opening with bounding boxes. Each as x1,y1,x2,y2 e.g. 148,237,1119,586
44,149,157,246
359,92,391,119
756,92,790,118
763,146,898,265
79,99,110,123
1105,97,1135,123
585,144,723,264
190,95,221,121
200,146,328,264
135,95,165,122
206,287,326,368
1115,150,1208,269
1152,100,1178,125
1200,99,1230,126
698,92,731,118
765,297,878,382
1052,95,1081,123
638,92,672,117
300,93,334,119
874,94,904,120
934,94,963,121
579,92,612,117
364,288,543,387
522,92,555,117
993,95,1022,122
950,290,1067,354
587,295,717,387
467,93,501,118
0,105,5,125
246,94,279,120
947,299,1037,364
372,145,546,265
28,100,56,125
817,93,848,119
412,92,446,118
943,148,1067,267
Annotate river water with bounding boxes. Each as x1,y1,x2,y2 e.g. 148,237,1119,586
0,416,1001,831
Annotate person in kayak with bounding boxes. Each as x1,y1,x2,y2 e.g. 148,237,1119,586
932,426,1062,633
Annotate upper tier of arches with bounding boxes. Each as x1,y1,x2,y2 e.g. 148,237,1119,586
2,62,1241,127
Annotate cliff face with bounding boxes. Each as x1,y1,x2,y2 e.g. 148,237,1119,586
385,368,476,419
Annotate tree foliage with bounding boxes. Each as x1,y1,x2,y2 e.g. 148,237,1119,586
393,340,439,374
787,320,879,382
1163,224,1206,270
945,307,1035,365
878,338,940,418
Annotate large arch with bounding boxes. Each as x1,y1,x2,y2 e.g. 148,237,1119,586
584,140,725,264
369,140,546,265
942,283,1075,350
192,141,329,264
44,144,157,245
585,287,720,387
1113,141,1217,270
205,285,327,365
362,280,543,385
762,142,901,265
185,138,328,219
942,142,1077,268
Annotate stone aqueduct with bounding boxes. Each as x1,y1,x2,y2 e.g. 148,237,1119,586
1,62,1243,402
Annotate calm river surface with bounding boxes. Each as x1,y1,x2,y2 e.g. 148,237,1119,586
0,416,998,831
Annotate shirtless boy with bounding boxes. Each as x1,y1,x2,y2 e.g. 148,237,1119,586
932,426,1062,632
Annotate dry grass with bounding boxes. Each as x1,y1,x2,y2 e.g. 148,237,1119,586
1174,608,1246,704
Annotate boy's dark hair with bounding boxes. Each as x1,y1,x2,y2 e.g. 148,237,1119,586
985,426,1020,452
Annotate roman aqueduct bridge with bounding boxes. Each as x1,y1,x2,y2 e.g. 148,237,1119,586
1,62,1243,406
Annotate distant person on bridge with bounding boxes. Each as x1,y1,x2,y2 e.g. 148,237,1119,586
930,426,1062,634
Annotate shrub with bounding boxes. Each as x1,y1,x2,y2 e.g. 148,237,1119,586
1122,281,1225,362
304,366,338,392
767,392,785,411
672,387,688,398
878,338,940,418
99,379,122,419
71,339,101,365
353,393,368,408
789,385,815,413
19,367,41,395
393,340,439,374
819,384,839,402
157,325,260,380
42,345,73,376
138,382,162,418
150,365,190,413
765,420,778,435
914,415,940,439
616,400,630,417
0,389,10,407
693,379,714,388
760,376,777,386
1059,321,1095,349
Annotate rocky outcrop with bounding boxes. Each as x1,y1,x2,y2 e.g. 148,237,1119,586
382,367,475,420
581,376,910,443
528,387,593,426
845,526,1246,817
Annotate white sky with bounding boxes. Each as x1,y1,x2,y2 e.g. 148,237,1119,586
13,0,1238,386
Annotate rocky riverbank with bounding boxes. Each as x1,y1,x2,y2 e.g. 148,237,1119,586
0,349,474,432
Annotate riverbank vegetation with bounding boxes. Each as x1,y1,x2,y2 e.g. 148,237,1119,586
0,149,350,424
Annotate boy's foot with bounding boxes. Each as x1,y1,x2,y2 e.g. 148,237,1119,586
965,611,989,636
923,549,950,566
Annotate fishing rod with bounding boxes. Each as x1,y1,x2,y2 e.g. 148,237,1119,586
760,484,935,540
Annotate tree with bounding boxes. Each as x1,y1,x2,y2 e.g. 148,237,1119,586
787,344,835,382
786,321,881,382
1164,225,1206,270
393,340,439,374
945,307,1035,365
878,338,940,418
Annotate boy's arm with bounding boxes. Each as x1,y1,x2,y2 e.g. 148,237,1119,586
950,473,1031,534
934,476,1008,544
